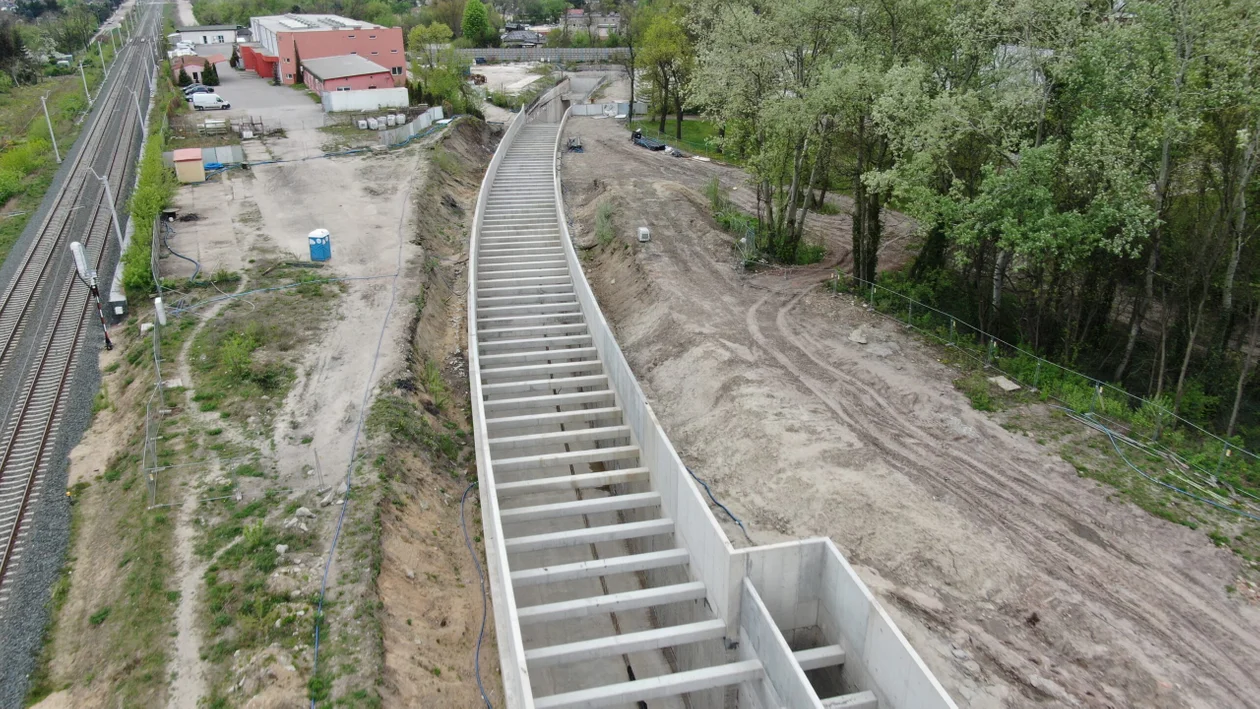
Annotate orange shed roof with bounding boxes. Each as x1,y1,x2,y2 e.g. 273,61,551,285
173,148,202,162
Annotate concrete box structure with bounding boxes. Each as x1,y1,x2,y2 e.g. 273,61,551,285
300,54,393,93
462,89,960,708
245,14,404,85
172,25,243,45
172,149,205,183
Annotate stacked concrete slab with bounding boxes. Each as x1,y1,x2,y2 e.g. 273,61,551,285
466,107,961,709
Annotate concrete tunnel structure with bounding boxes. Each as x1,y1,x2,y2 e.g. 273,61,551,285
465,89,960,709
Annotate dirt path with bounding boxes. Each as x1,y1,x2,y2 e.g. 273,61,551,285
175,0,197,28
561,116,1260,709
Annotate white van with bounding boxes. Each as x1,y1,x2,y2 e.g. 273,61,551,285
191,93,230,111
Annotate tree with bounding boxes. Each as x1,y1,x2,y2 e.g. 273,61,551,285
409,21,453,69
177,66,192,87
203,62,220,86
462,0,489,45
229,43,240,69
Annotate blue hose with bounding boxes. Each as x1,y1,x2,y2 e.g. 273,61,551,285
686,466,753,543
1055,406,1260,524
461,481,494,709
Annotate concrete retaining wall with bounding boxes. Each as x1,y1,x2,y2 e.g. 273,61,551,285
467,107,533,708
320,87,408,112
552,107,743,628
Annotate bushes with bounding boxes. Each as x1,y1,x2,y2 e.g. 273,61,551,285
122,130,175,295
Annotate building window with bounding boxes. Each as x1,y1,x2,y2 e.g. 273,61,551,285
391,66,402,75
286,73,293,79
371,51,378,55
369,34,376,39
390,49,398,53
347,34,355,38
285,57,291,62
338,86,350,91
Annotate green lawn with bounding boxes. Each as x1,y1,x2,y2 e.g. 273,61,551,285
630,117,728,160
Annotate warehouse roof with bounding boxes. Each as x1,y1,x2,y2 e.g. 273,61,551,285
301,54,390,80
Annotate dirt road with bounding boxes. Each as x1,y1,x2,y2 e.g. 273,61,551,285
560,116,1260,709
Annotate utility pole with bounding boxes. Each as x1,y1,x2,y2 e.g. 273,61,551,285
78,63,91,106
110,28,118,52
126,88,146,138
40,96,62,164
70,242,112,351
86,169,125,249
97,41,106,72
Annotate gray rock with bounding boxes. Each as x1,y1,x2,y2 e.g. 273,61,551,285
275,544,289,555
295,507,315,518
849,327,868,344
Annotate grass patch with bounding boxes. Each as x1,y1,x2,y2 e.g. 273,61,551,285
595,200,615,245
88,606,112,626
187,267,341,429
630,118,726,160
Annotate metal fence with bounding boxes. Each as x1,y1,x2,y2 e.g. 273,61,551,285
457,47,627,62
843,273,1260,519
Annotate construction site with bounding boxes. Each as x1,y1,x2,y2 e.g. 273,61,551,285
7,17,1259,709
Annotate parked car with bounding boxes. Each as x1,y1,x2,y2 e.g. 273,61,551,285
182,83,209,94
184,86,214,99
191,93,230,111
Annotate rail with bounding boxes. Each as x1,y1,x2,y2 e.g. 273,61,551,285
0,4,158,614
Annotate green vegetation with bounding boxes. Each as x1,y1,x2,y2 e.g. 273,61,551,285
595,200,615,245
704,177,824,266
630,118,721,156
0,27,121,264
671,0,1260,453
121,93,176,295
461,0,489,45
198,501,315,666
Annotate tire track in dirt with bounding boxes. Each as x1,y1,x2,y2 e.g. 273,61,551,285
748,278,1260,708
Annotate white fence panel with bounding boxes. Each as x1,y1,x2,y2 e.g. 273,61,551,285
378,105,445,146
321,87,408,113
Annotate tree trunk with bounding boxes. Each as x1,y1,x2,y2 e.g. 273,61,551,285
625,45,635,126
781,136,809,260
1173,290,1207,416
657,72,669,133
991,248,1012,335
1156,287,1170,398
675,88,684,141
1227,304,1260,437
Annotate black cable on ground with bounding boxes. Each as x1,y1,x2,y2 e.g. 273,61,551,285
160,223,200,281
461,480,494,709
686,466,753,543
1052,406,1260,524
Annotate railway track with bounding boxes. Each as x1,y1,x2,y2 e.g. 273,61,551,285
0,5,157,616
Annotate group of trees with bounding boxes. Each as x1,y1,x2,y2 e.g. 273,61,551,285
0,0,123,89
629,0,1260,441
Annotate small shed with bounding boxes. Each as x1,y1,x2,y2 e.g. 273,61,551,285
173,148,205,183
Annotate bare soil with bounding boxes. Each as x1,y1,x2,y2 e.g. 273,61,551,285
373,119,507,709
30,117,499,708
559,116,1260,709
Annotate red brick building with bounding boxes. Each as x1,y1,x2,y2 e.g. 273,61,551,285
239,14,405,86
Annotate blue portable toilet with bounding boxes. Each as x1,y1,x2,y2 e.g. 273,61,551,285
308,229,331,262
